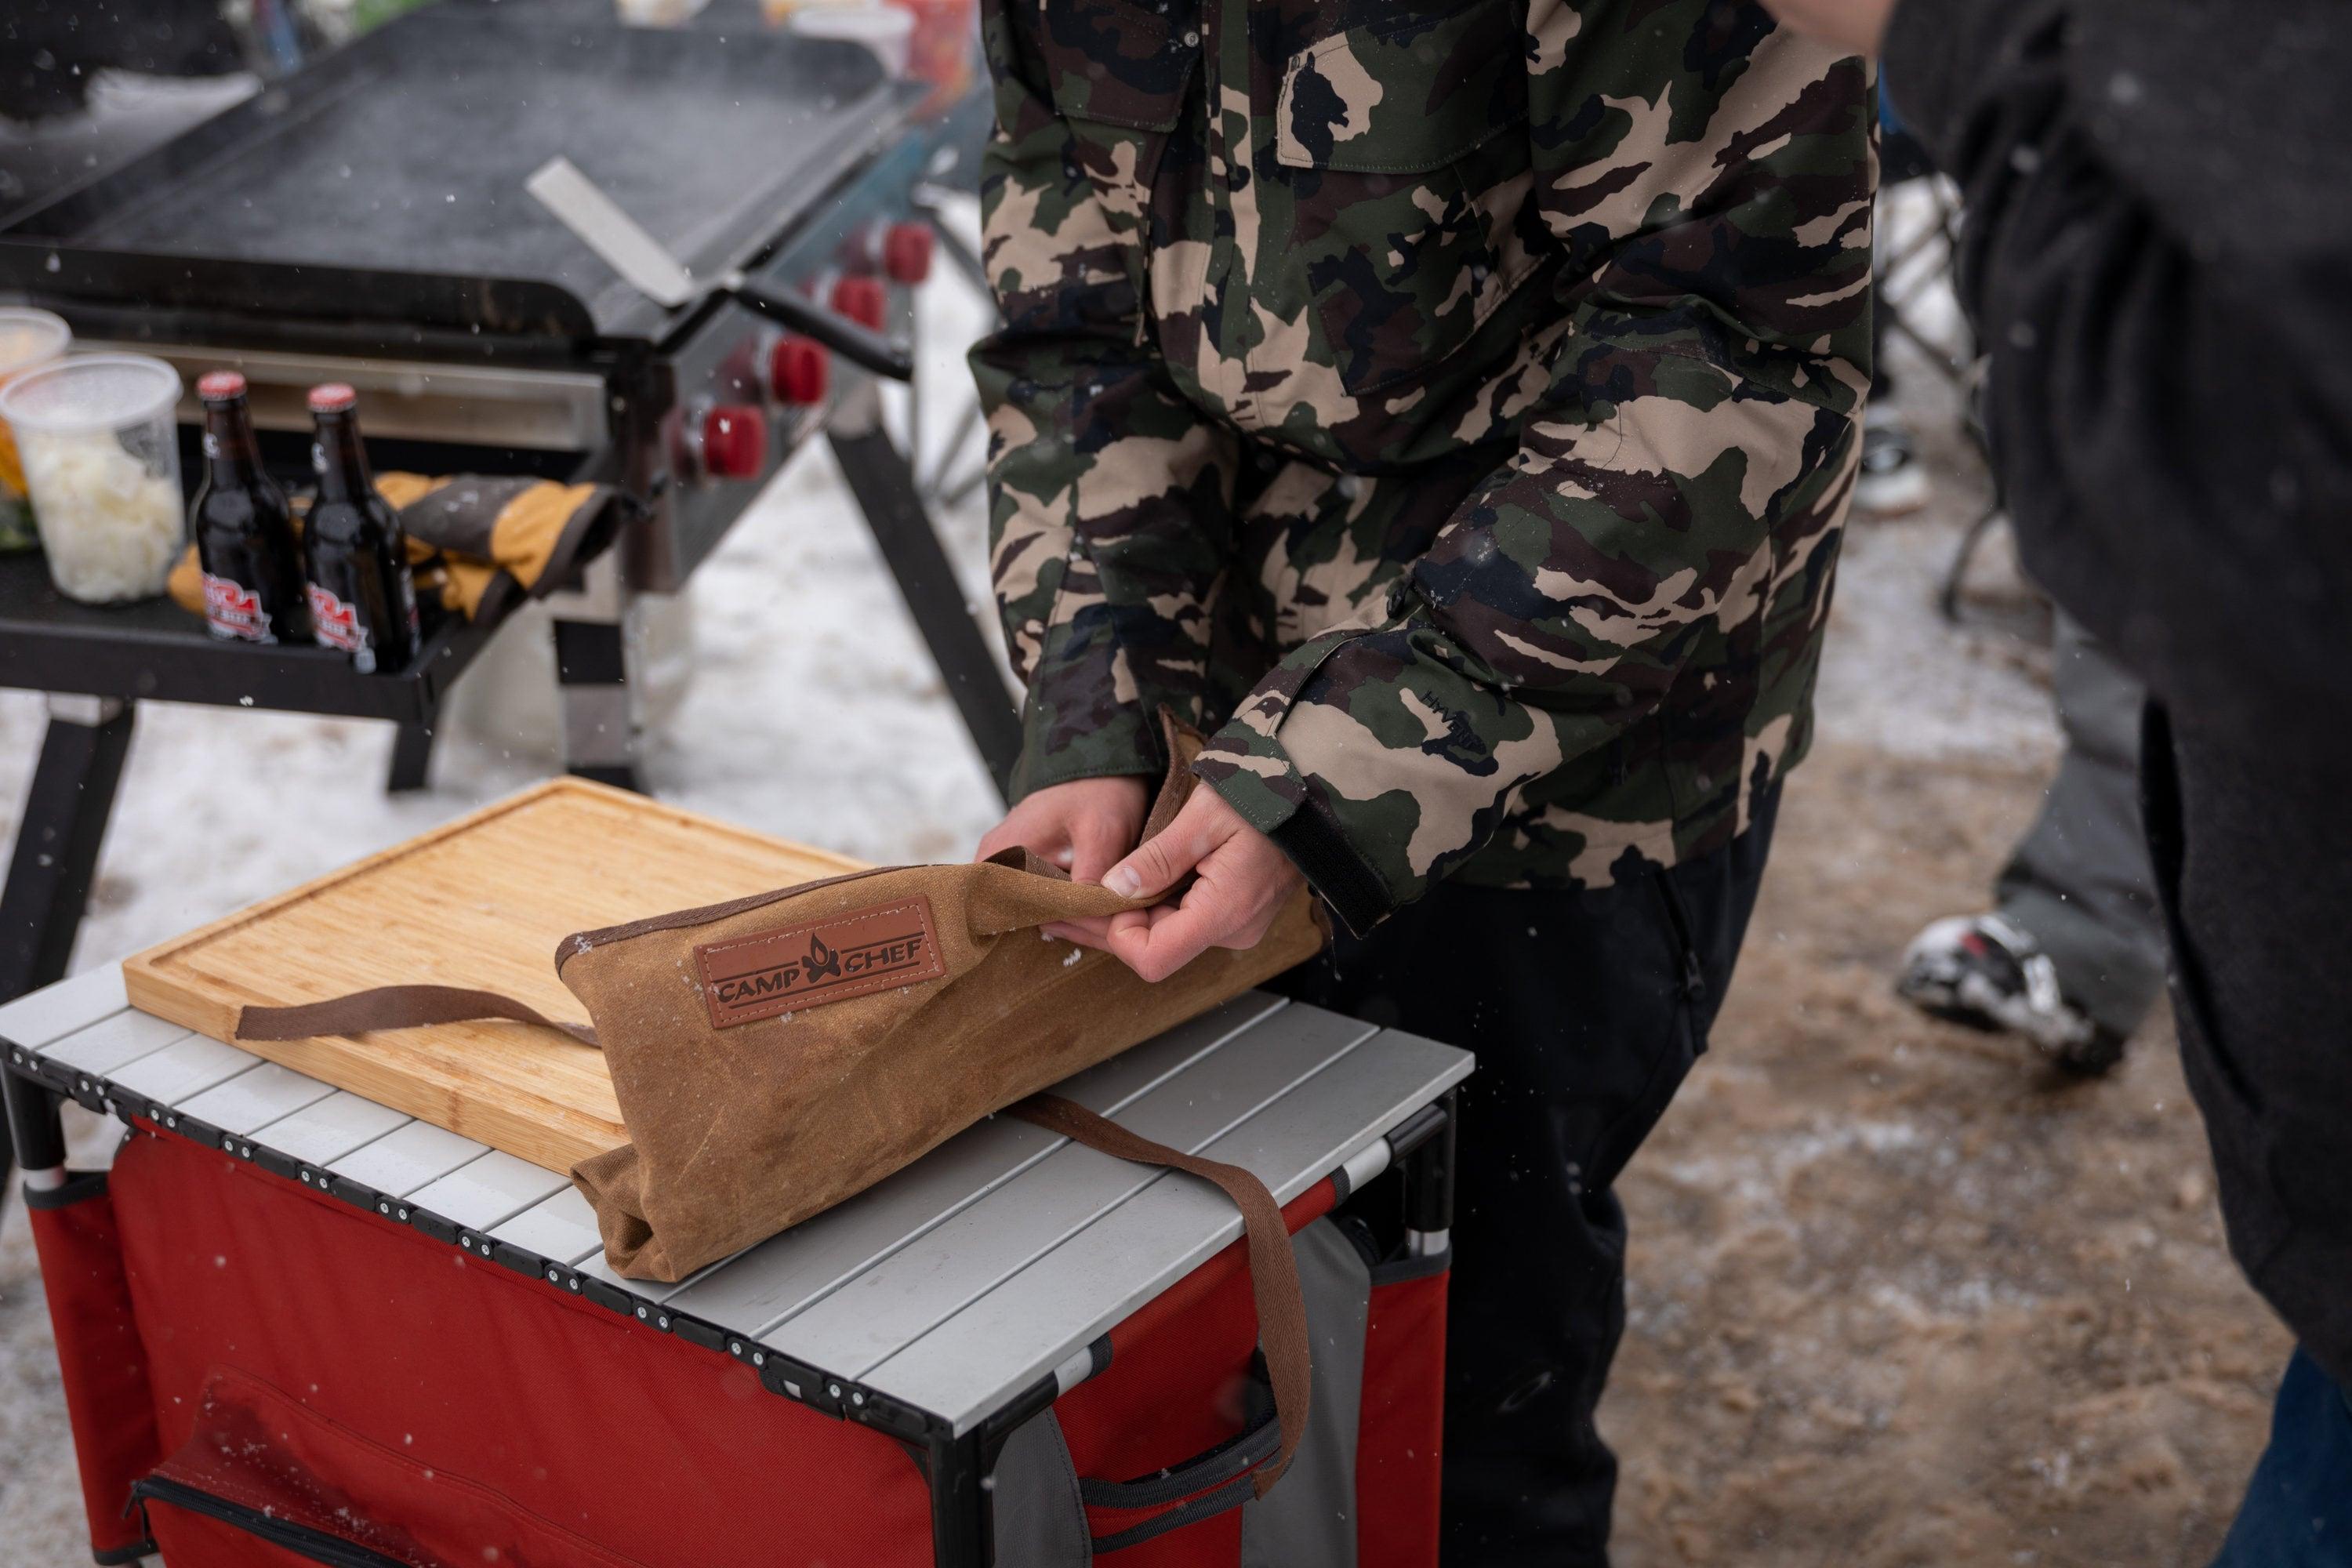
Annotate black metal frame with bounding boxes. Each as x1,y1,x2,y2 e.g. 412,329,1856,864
831,423,1022,795
906,1091,1460,1567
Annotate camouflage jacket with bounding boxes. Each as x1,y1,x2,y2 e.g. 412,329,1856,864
974,0,1875,933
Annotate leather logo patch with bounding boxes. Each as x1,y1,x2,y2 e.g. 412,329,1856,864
694,897,946,1029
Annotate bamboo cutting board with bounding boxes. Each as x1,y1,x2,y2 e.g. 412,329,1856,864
123,779,867,1173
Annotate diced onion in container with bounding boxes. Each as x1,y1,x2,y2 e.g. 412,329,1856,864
0,352,187,604
17,428,184,602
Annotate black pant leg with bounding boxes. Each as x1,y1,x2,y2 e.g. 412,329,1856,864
1279,788,1780,1567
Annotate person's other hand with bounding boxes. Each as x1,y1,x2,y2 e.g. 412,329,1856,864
1755,0,1895,56
1078,784,1307,983
974,775,1150,882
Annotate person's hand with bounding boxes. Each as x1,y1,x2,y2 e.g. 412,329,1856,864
974,775,1150,883
1755,0,1895,56
1076,784,1306,983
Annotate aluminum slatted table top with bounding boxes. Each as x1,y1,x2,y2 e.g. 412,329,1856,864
2,967,1472,1438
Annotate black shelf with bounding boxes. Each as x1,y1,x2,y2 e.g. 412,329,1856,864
0,551,504,722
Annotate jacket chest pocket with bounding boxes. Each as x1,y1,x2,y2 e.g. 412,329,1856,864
1276,1,1530,394
1037,0,1200,251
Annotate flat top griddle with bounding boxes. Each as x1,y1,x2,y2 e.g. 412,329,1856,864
2,0,911,343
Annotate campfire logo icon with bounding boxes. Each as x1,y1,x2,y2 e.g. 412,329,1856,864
800,931,844,983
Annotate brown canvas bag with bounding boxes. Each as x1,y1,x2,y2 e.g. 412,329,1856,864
236,721,1327,1492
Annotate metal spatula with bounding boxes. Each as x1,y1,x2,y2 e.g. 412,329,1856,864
527,156,913,382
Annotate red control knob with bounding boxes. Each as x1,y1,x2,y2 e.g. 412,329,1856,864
768,335,831,405
701,404,768,479
831,274,887,332
883,221,935,285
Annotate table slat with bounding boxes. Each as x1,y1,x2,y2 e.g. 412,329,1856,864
666,992,1290,1336
764,1006,1376,1374
328,1119,492,1198
110,1035,264,1105
178,1062,338,1135
405,1151,571,1232
864,1029,1473,1431
0,967,130,1048
489,1187,604,1267
249,1092,416,1167
41,1009,192,1077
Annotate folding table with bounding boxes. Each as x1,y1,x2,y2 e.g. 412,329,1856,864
2,967,1468,1566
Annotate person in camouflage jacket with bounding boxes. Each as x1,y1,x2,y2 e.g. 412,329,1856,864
972,1,1874,1557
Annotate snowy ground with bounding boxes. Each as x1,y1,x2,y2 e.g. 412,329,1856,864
0,190,2284,1565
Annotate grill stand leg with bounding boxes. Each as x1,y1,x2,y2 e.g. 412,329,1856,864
2,696,134,1006
0,695,132,1210
828,383,1022,800
386,720,437,793
550,556,641,793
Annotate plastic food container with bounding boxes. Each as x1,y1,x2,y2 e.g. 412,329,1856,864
0,308,73,553
0,354,187,604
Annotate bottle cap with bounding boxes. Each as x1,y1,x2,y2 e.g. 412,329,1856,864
197,369,249,401
308,383,358,414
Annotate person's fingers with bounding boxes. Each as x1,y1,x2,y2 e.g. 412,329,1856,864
1105,873,1247,982
1040,919,1113,952
1069,814,1136,884
975,812,1062,866
1103,793,1220,900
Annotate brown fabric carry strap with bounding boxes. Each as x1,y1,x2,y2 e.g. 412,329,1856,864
1007,1092,1310,1499
235,986,598,1048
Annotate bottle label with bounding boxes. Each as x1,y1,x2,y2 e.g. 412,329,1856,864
307,582,373,665
203,575,277,644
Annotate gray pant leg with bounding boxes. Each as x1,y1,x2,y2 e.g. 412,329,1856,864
1994,612,2169,1038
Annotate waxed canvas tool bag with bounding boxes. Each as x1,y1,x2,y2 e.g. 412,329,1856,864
235,720,1327,1267
238,727,1329,1492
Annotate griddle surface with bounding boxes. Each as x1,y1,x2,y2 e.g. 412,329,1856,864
13,3,896,336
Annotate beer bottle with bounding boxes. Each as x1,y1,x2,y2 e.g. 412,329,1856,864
191,371,308,645
302,383,420,674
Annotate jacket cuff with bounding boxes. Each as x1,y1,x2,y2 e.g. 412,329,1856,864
1882,0,2063,164
1009,691,1165,801
1192,627,1407,935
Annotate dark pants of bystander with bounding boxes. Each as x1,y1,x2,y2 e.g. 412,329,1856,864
1278,784,1781,1567
2212,1348,2352,1568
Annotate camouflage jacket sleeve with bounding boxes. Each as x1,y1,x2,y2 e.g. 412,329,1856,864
1196,7,1875,932
970,0,1240,800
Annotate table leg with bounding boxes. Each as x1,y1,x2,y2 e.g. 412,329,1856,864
1402,1088,1457,1257
1,696,134,1004
2,1060,67,1214
828,398,1021,800
924,1428,994,1568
